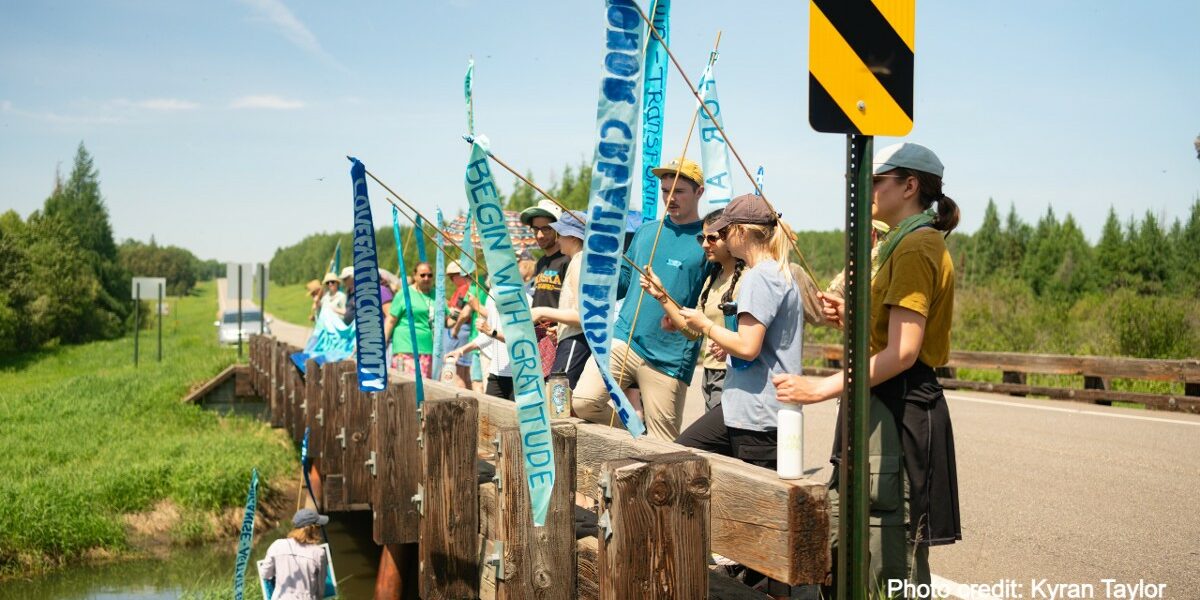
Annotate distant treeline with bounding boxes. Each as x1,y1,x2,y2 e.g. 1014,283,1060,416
268,160,1200,360
0,144,224,352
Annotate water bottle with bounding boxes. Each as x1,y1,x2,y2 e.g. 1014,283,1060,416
547,371,570,418
777,405,803,479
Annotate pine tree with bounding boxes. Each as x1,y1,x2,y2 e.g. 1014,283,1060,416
1000,203,1030,274
1094,207,1127,288
1175,199,1200,296
969,198,1004,283
1130,211,1169,292
505,170,537,212
1021,206,1063,295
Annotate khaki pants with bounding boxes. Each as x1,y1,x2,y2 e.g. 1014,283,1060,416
826,394,930,598
571,340,688,441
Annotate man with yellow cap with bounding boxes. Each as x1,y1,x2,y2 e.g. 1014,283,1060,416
572,158,714,441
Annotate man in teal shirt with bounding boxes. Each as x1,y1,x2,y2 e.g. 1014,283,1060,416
572,158,712,441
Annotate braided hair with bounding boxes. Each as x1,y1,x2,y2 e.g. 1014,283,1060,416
697,209,746,309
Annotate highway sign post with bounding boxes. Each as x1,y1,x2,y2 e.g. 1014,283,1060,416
131,277,167,366
809,0,915,595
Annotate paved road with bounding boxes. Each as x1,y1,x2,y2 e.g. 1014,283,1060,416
214,278,310,346
237,280,1200,597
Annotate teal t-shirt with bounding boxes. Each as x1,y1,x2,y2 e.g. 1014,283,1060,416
614,217,710,384
390,285,435,355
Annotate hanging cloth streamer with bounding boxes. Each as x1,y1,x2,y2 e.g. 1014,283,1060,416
635,0,670,230
697,59,734,217
348,158,388,392
391,205,427,408
431,209,447,380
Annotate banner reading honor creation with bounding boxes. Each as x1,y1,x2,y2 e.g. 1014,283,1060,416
464,140,555,526
348,158,388,392
579,0,647,438
697,61,734,217
637,0,669,228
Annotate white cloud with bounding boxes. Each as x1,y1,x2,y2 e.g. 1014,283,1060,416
230,95,305,110
237,0,343,69
133,98,200,111
0,100,121,125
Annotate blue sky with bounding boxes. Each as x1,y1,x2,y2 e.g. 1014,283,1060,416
1,0,1197,264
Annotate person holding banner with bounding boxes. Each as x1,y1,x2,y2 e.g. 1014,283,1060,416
258,508,329,599
445,276,518,401
384,262,436,377
442,261,475,388
772,143,962,595
529,210,590,387
522,199,567,376
318,273,346,318
572,158,712,441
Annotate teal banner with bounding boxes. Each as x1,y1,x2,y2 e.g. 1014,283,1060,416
464,140,555,526
392,206,426,408
465,58,476,136
233,468,258,600
637,0,670,228
697,60,734,216
579,0,647,438
432,209,447,380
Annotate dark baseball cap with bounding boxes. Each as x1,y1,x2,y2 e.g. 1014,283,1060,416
706,194,779,231
292,508,329,528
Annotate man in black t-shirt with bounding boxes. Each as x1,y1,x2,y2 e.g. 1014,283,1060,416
520,199,570,310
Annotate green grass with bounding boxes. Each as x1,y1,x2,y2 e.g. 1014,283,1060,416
265,281,316,326
0,281,295,578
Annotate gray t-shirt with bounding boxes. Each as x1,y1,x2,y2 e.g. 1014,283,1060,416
721,259,803,432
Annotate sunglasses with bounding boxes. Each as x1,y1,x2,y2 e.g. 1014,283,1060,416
417,273,433,279
695,231,726,244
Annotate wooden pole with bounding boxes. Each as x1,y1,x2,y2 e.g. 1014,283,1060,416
420,394,480,599
372,381,421,545
630,3,820,285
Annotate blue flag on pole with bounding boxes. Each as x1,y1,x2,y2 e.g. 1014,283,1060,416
697,60,734,217
327,239,342,275
579,0,648,438
414,215,428,263
465,139,555,526
432,209,447,380
636,0,670,229
348,158,388,392
391,206,426,409
465,58,476,136
756,165,764,195
233,468,258,600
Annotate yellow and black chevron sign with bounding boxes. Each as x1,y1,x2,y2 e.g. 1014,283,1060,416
808,0,915,136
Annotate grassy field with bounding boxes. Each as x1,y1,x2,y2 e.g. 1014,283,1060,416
0,281,295,579
265,281,315,326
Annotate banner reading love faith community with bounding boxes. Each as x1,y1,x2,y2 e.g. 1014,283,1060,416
464,139,556,526
579,0,648,438
348,158,388,392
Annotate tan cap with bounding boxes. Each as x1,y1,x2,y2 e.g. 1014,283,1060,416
446,262,463,276
651,158,704,187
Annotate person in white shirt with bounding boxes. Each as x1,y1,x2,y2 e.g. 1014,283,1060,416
258,509,329,599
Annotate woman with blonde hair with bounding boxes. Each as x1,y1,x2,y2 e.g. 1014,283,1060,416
258,508,329,599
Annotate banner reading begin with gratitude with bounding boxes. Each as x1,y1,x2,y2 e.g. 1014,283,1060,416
464,139,555,527
348,158,388,392
579,0,647,438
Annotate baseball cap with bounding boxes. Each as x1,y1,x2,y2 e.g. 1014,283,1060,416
549,210,587,240
651,158,704,187
519,199,563,226
292,508,329,528
873,142,944,178
706,194,779,231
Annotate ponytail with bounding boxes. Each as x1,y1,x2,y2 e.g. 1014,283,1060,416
730,220,796,282
893,168,961,234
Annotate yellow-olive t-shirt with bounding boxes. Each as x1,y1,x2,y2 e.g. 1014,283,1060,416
869,228,954,367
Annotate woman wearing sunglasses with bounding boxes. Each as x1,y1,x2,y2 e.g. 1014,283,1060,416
773,143,962,596
384,261,437,378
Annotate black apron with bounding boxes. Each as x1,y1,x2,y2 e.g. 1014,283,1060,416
831,361,962,546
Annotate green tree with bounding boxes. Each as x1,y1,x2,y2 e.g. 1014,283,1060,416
1128,211,1169,293
999,203,1030,274
1094,207,1128,288
968,198,1005,283
1171,199,1200,297
1020,207,1062,295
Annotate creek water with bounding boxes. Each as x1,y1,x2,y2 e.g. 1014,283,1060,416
1,390,382,599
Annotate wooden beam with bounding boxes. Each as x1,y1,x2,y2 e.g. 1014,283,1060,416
576,537,769,600
597,453,710,599
420,394,480,600
343,381,375,507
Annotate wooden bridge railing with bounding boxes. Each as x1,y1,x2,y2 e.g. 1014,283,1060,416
804,343,1200,413
246,335,830,599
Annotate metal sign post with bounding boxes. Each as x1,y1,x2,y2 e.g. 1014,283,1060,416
258,264,266,335
237,264,244,358
134,283,140,367
157,282,163,362
809,1,915,595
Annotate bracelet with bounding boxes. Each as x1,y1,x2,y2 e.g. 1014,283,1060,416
703,322,716,337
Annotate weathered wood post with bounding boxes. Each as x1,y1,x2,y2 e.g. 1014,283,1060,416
483,424,577,600
269,340,284,427
304,358,322,447
420,394,480,600
318,363,351,511
342,377,374,510
597,452,711,600
372,380,422,600
1002,370,1028,397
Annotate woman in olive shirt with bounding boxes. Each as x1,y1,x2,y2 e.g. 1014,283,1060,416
773,143,962,597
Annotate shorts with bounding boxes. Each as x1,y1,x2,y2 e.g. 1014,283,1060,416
551,334,591,388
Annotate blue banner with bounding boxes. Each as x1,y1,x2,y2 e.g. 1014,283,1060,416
459,212,476,275
348,159,388,392
327,239,341,275
697,60,734,217
293,307,356,370
756,165,764,195
637,0,670,228
432,209,447,380
465,58,476,136
415,215,428,263
579,0,648,438
233,468,258,600
465,140,555,526
391,206,426,409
